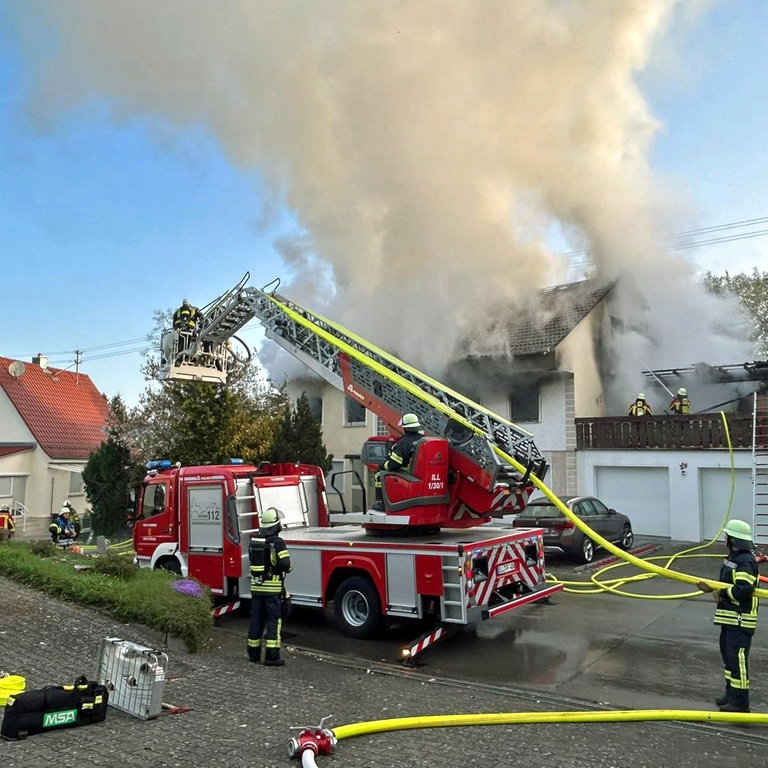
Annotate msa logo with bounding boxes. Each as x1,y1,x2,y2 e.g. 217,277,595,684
43,709,77,728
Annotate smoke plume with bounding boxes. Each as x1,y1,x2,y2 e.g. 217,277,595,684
17,0,751,403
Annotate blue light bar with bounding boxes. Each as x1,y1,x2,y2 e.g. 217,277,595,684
146,459,172,470
228,458,245,464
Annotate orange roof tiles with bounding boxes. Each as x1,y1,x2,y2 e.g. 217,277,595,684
0,357,109,460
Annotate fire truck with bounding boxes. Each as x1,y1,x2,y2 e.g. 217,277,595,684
133,275,561,658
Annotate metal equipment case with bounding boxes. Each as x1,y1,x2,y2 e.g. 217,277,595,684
97,638,168,720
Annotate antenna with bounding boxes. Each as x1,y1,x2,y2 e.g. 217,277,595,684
8,361,25,379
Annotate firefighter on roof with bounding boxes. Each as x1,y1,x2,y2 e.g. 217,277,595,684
372,413,424,511
668,387,691,414
247,507,291,667
628,393,652,416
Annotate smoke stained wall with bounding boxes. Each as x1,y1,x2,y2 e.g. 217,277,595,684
16,0,752,406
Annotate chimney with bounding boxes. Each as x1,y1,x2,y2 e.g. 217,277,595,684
32,354,48,370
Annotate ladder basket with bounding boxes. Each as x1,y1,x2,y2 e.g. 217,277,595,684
97,638,168,720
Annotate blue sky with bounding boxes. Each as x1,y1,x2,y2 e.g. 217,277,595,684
1,2,766,407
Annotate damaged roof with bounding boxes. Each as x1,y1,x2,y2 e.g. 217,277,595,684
505,279,612,355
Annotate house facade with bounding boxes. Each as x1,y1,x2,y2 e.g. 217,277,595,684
0,355,109,538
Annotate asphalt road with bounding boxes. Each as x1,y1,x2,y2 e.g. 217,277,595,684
215,537,768,712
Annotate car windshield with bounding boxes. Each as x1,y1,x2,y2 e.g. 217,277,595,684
521,502,565,519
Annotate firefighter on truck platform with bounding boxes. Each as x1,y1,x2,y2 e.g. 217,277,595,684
247,507,291,667
372,412,424,511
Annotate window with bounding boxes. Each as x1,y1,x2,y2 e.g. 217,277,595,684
69,471,84,495
509,384,540,422
307,395,323,422
375,415,389,437
344,396,366,426
141,483,167,518
0,475,27,507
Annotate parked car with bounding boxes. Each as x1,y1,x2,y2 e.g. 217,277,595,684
512,495,634,564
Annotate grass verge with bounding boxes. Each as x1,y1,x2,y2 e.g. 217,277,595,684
0,540,213,652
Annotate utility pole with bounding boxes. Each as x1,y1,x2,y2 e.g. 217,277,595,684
74,349,82,384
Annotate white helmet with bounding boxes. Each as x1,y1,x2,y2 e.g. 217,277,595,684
400,413,421,431
678,387,687,396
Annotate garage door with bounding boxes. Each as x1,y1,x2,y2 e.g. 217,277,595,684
700,468,752,542
595,466,670,537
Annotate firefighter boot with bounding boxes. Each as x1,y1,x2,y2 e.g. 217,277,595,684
247,643,261,663
715,685,730,707
264,649,285,667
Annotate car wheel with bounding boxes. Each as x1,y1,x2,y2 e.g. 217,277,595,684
578,536,595,564
620,524,634,550
333,576,383,639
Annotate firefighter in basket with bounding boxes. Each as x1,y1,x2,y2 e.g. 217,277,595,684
247,507,291,667
372,412,424,511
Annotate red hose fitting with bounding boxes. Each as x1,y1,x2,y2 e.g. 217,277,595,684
288,726,336,760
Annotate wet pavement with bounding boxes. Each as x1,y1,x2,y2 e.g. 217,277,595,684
2,538,768,767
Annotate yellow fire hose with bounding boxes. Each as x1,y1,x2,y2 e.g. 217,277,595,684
290,411,767,763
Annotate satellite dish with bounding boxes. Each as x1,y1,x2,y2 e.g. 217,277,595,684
8,361,25,378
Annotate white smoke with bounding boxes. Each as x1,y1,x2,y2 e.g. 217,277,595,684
15,0,750,403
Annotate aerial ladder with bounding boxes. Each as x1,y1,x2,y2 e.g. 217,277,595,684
159,274,548,526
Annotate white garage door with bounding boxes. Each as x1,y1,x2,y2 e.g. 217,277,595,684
700,468,753,542
595,466,671,537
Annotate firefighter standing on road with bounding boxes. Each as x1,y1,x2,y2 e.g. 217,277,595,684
247,507,291,667
628,393,653,416
372,413,424,511
697,519,759,713
668,387,691,414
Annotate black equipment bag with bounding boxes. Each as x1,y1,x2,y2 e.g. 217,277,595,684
1,675,109,740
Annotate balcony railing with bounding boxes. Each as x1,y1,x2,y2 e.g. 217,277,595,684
575,414,753,450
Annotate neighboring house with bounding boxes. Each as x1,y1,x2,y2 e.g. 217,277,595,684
0,354,109,538
285,279,768,545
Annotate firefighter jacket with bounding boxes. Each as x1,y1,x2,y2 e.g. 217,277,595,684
250,532,291,595
173,304,201,331
669,396,690,414
383,432,421,472
714,547,759,634
628,400,652,416
49,514,75,541
0,510,15,534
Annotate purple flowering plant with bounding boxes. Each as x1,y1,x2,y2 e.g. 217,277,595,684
171,578,207,599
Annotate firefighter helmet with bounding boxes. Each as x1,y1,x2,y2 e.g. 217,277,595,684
724,519,752,543
260,506,282,534
637,393,646,401
678,388,687,396
183,298,190,307
401,413,421,431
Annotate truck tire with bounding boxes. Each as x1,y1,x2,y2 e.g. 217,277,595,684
333,576,383,639
156,557,181,575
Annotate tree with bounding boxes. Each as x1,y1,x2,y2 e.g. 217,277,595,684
82,396,134,536
702,268,768,358
127,310,289,466
271,392,333,471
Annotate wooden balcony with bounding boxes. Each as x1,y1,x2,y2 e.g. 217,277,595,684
575,414,754,450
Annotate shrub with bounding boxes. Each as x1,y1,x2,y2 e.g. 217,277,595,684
92,552,139,580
